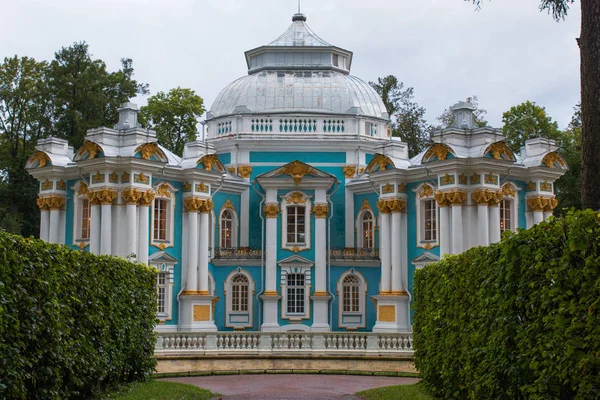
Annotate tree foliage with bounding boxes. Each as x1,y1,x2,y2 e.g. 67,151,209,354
139,87,205,157
370,75,431,157
555,104,582,213
501,100,562,152
0,232,157,399
414,209,600,400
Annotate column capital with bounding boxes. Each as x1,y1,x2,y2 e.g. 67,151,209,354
121,188,143,205
434,191,450,207
264,203,279,218
137,190,156,207
37,196,66,211
87,189,118,206
444,190,467,206
387,198,407,213
343,165,357,178
313,204,329,218
472,188,502,206
184,197,202,212
376,199,390,214
527,196,557,212
199,199,214,213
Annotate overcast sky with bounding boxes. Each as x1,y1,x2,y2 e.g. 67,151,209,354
4,0,581,129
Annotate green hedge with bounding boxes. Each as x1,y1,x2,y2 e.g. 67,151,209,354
0,232,157,399
413,210,600,400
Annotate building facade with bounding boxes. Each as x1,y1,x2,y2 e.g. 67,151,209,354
27,13,567,333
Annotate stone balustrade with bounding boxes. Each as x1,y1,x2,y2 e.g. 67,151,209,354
155,331,413,355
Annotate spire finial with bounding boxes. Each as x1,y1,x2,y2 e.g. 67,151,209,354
298,0,301,13
292,0,307,22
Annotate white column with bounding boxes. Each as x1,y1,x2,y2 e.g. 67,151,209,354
543,212,553,221
240,188,250,247
489,204,501,244
58,211,66,245
125,203,137,257
199,208,210,295
186,209,199,292
138,204,150,264
345,187,355,247
533,210,544,225
379,209,391,294
49,208,61,244
477,204,489,247
391,210,402,294
526,212,533,229
100,203,112,255
439,205,450,256
40,209,50,241
400,210,408,292
314,212,327,293
451,204,463,254
90,203,101,254
264,206,278,294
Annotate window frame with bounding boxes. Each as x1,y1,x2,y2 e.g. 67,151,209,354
224,269,254,329
150,183,177,249
415,184,440,249
281,192,312,252
279,259,313,320
356,209,376,249
500,182,519,234
219,207,238,249
152,262,174,321
72,180,91,247
337,270,367,329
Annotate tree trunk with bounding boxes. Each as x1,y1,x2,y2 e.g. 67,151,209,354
580,0,600,209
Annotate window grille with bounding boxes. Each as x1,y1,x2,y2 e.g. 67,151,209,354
286,205,306,245
286,273,305,314
342,275,360,312
424,199,437,241
231,274,249,312
153,198,168,241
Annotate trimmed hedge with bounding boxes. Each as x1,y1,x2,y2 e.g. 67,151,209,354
413,210,600,400
0,232,157,399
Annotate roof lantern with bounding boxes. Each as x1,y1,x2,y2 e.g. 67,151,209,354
450,101,477,130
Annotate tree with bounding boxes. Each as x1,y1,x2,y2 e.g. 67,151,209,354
139,87,205,157
49,42,148,149
555,104,582,214
370,75,431,157
0,56,53,236
466,1,599,209
501,100,562,152
436,95,488,129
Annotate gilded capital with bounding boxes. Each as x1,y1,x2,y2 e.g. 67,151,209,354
36,197,50,211
37,196,66,211
445,190,467,206
121,188,143,205
434,191,449,207
237,165,253,179
487,191,503,207
387,198,407,213
88,190,118,206
313,204,329,218
199,199,214,213
544,198,559,212
471,189,502,206
527,196,557,212
184,197,203,212
343,165,357,179
264,204,279,218
137,190,156,207
376,199,390,214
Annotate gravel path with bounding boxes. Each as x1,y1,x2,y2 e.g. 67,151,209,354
165,374,419,400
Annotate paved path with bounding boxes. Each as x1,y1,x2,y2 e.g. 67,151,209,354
165,374,419,400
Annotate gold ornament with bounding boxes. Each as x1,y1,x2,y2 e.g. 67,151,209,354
121,171,130,183
313,204,329,218
527,197,548,212
527,181,537,191
366,154,395,173
221,199,235,211
382,183,394,194
398,183,406,193
237,165,252,178
184,197,203,212
376,199,390,214
92,171,105,184
484,173,498,185
135,142,164,161
502,184,516,197
472,189,502,206
387,198,407,213
156,184,171,198
195,182,209,193
109,172,119,184
541,152,566,169
441,174,455,186
445,190,467,206
134,173,149,185
540,181,552,192
343,166,357,178
41,179,53,191
544,198,559,212
183,182,192,192
419,183,434,198
197,154,223,172
56,179,66,191
458,174,468,185
30,151,51,168
78,141,102,160
360,199,372,211
36,197,49,210
137,190,155,207
485,142,515,161
264,204,279,218
228,167,236,175
199,199,214,213
77,182,88,197
77,242,88,250
121,188,143,205
88,190,117,205
158,243,167,251
434,191,449,207
471,173,481,185
424,143,450,162
279,160,315,185
286,191,305,204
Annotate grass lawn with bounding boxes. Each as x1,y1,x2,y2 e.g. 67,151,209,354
356,382,433,400
100,380,218,400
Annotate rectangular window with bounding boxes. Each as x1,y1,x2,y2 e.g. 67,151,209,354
333,54,339,67
157,272,166,314
286,273,305,314
153,199,168,241
424,199,437,241
342,285,360,312
500,199,511,233
81,199,90,240
286,206,306,245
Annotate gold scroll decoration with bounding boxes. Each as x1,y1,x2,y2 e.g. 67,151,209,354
121,188,143,205
387,198,407,213
419,183,434,198
137,190,156,207
366,154,395,173
485,141,515,161
376,199,390,214
279,161,315,185
87,190,118,206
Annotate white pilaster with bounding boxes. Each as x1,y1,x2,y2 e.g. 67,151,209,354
262,188,280,331
186,210,199,292
240,188,250,247
49,208,60,244
533,210,544,225
477,204,489,247
199,210,210,294
345,187,355,247
451,204,463,254
379,211,391,294
312,189,330,331
400,211,408,293
40,209,50,241
100,204,112,255
489,205,501,244
439,205,450,256
138,205,149,264
391,211,402,293
543,211,553,221
90,204,101,254
125,203,137,257
526,212,533,229
58,211,66,245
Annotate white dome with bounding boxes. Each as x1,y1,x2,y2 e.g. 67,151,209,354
209,70,388,120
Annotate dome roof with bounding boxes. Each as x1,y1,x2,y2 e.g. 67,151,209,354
209,70,388,120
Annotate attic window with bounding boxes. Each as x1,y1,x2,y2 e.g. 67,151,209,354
333,54,339,67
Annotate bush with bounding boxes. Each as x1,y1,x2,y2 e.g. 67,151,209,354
0,232,157,399
413,210,600,400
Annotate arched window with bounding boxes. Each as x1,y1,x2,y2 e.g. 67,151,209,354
220,209,235,248
500,199,512,233
360,211,375,249
342,275,360,312
231,274,249,312
225,270,254,329
337,271,367,329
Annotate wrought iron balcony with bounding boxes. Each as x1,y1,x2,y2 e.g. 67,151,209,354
213,247,263,260
330,248,380,261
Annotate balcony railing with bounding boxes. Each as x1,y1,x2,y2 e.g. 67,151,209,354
155,331,413,356
213,247,263,260
330,248,380,261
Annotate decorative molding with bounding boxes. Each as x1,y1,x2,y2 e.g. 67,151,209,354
197,154,224,172
137,190,156,207
387,198,407,213
540,181,552,192
313,204,329,218
237,165,252,179
78,141,102,160
484,173,498,185
196,182,209,193
264,203,279,218
92,171,105,184
156,184,172,198
527,196,558,212
444,190,468,206
527,181,537,191
56,179,66,191
41,179,53,191
193,305,210,322
458,174,467,185
472,189,503,206
502,183,516,197
360,199,372,211
379,305,396,322
381,183,394,194
440,174,455,186
121,171,130,184
221,199,235,211
87,190,118,206
77,182,88,197
471,173,481,185
343,165,357,178
485,142,515,161
30,151,51,168
366,154,395,173
109,172,119,184
419,183,434,198
279,160,315,185
36,196,66,211
135,142,164,161
134,173,149,185
424,143,451,162
541,152,566,169
434,191,450,207
121,188,143,205
183,182,192,192
286,191,305,204
376,199,390,214
184,197,213,213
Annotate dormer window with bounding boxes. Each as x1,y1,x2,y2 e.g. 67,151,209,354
332,54,347,69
